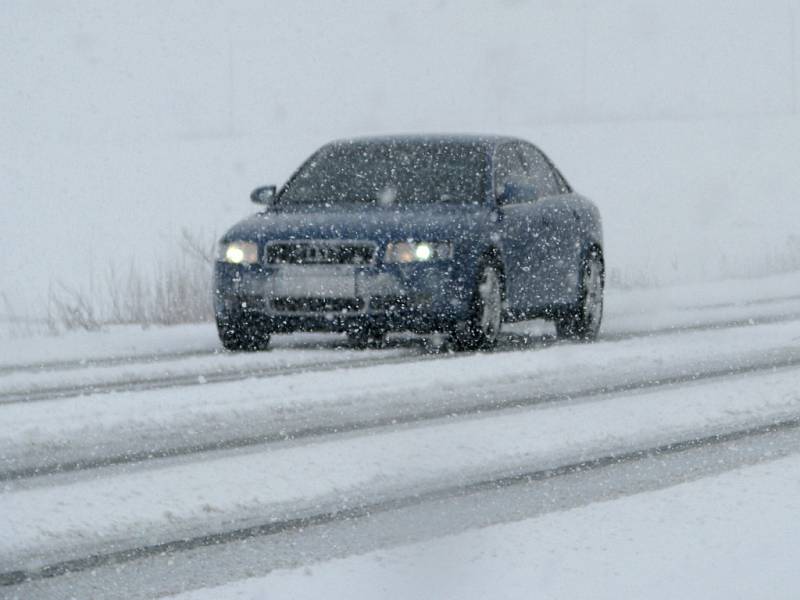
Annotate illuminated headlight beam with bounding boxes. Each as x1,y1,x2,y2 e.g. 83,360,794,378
218,241,259,264
385,241,453,263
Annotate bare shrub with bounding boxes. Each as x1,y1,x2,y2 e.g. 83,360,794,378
148,253,214,325
47,283,102,333
179,227,216,264
47,229,216,332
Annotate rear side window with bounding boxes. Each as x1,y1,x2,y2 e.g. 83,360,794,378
493,144,526,197
520,145,563,197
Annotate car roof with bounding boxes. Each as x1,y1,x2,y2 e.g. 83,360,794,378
325,134,526,152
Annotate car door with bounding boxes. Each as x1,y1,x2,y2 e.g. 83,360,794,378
494,143,538,317
520,143,579,309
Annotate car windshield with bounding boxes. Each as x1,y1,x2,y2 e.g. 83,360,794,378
278,141,488,207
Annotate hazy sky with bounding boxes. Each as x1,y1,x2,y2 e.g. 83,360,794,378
2,0,799,315
3,1,794,143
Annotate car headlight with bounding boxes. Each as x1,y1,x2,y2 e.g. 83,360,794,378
218,241,259,264
384,241,453,263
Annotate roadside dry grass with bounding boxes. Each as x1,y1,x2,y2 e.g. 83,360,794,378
45,230,215,333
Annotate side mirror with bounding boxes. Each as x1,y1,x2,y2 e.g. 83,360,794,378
251,185,277,207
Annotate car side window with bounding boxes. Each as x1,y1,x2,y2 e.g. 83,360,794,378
493,144,528,202
521,145,562,198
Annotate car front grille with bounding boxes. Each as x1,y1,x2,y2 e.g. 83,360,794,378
224,294,267,311
368,295,409,312
270,297,365,313
265,241,376,265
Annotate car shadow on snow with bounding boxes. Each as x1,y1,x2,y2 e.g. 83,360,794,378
266,326,559,355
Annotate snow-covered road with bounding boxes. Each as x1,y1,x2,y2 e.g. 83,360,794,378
164,448,800,600
2,272,800,599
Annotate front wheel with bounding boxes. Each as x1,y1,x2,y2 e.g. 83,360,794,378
216,312,271,351
555,250,604,341
451,263,503,351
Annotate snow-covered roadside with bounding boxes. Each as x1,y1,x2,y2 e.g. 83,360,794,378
165,449,800,600
601,270,800,336
609,269,800,314
2,318,799,467
0,323,219,369
0,341,407,397
1,270,799,371
3,366,800,569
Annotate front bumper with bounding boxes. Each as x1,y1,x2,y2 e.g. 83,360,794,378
213,261,473,333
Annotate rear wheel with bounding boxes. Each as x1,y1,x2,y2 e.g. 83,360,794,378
216,312,271,351
451,262,503,351
555,249,604,341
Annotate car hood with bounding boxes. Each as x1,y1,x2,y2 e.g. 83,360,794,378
221,205,491,245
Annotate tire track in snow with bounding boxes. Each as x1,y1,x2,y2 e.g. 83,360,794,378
0,348,217,376
1,309,799,407
4,351,800,483
0,350,431,406
4,289,799,376
3,410,800,588
601,310,800,342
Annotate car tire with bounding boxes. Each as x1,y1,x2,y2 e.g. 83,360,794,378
451,262,503,352
216,312,271,351
555,249,604,342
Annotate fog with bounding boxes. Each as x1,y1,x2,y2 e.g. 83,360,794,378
2,0,799,317
4,4,800,595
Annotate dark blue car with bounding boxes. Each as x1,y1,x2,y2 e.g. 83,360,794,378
214,135,603,351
